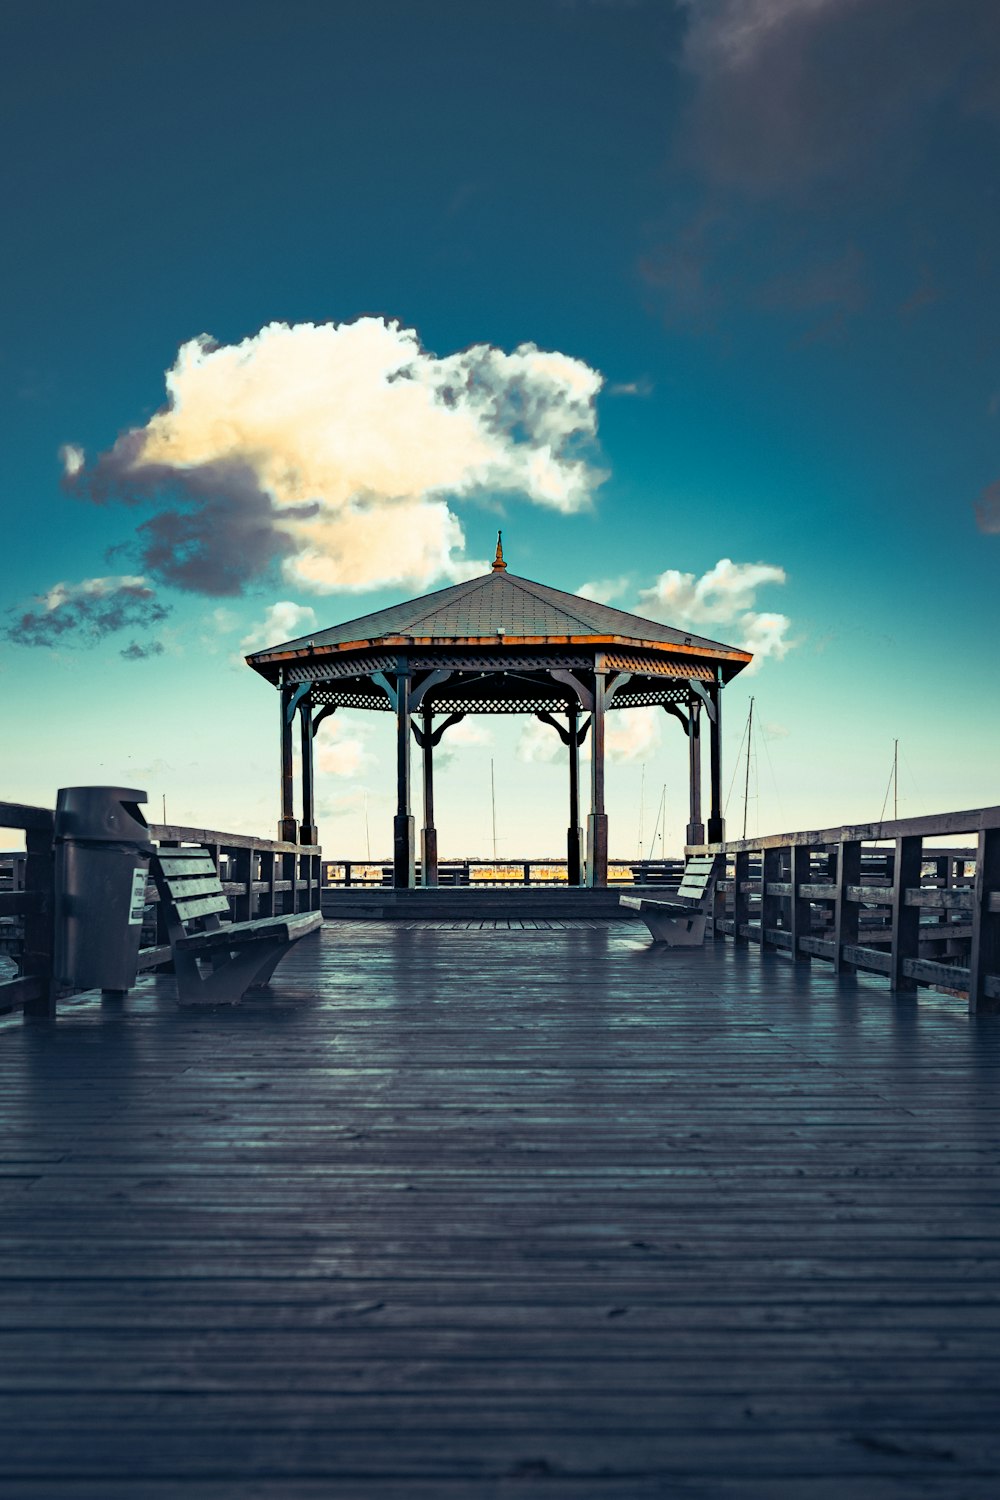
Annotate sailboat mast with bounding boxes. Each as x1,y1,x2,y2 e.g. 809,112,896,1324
491,758,497,861
742,697,755,840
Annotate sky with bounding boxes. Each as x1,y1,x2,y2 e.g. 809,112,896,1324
2,0,999,859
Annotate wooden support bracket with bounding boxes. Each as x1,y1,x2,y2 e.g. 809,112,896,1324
312,704,337,737
549,669,594,713
687,679,717,724
284,683,310,724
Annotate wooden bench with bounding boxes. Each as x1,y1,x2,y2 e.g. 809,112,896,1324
152,846,323,1006
620,854,724,945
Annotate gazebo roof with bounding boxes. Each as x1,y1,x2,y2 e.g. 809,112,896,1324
246,561,752,681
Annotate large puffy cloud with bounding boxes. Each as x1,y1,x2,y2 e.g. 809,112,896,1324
66,318,605,597
5,575,169,650
638,557,792,671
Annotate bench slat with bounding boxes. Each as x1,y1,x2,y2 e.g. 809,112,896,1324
155,854,218,876
177,911,323,952
173,893,231,921
164,875,226,901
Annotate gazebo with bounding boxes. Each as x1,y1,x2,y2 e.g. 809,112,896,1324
245,538,752,886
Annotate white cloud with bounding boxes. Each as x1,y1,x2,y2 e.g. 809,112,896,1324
436,716,493,765
517,717,564,764
71,318,605,596
518,704,661,765
239,601,318,656
607,378,653,397
639,557,786,625
59,442,85,477
577,575,630,604
315,785,378,819
740,610,793,668
606,705,661,763
638,556,793,672
210,606,240,633
444,718,493,748
315,714,373,779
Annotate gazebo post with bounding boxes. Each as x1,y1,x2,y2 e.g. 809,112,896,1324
421,705,438,887
298,691,317,846
279,680,297,844
394,663,415,888
686,695,705,847
587,670,609,888
567,703,582,886
707,677,724,844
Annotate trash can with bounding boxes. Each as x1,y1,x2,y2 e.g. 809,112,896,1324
53,787,154,993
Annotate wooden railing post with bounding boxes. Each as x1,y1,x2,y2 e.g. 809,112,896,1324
733,850,750,944
790,845,812,962
760,846,783,955
22,823,56,1019
834,838,861,972
711,863,726,940
232,845,252,923
259,850,275,918
970,828,1000,1014
890,835,922,993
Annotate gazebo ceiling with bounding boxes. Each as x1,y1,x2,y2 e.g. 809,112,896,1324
246,560,752,713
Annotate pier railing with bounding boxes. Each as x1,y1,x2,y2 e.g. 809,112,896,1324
0,803,321,1021
323,857,685,888
700,806,1000,1013
0,802,56,1018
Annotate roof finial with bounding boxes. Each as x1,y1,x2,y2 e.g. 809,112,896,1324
492,530,507,571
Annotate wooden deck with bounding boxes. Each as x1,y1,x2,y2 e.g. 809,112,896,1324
2,921,1000,1499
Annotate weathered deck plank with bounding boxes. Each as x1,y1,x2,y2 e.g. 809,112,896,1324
2,922,1000,1497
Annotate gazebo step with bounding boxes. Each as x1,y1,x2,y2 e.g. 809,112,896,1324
322,887,644,921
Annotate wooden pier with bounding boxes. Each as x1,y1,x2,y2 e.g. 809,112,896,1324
3,918,1000,1496
3,797,1000,1495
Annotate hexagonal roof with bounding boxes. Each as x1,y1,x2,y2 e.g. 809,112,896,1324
246,565,752,680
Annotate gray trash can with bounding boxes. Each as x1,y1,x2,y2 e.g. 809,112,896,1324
53,787,154,994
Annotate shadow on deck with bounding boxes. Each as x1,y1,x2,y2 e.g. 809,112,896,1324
2,922,1000,1498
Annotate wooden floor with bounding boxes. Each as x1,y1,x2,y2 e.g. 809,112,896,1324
2,922,1000,1499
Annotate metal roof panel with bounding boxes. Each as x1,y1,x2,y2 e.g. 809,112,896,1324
247,569,748,662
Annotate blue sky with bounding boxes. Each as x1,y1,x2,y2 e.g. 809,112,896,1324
3,0,998,857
